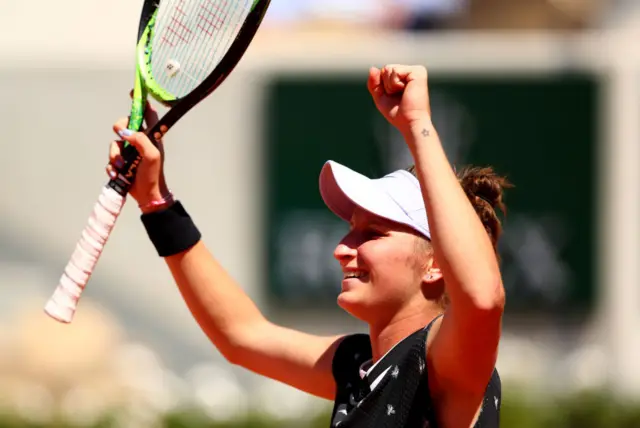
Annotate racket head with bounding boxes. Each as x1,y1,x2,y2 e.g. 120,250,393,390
136,0,269,114
110,0,270,194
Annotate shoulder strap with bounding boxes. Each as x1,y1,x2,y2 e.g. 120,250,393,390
425,313,444,334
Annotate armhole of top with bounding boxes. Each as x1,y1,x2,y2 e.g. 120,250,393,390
488,368,502,402
421,313,445,378
331,333,371,381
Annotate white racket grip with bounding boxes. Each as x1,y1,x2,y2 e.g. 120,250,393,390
44,186,126,323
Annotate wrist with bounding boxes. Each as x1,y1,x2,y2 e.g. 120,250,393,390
139,191,175,214
405,115,434,137
402,117,437,152
141,201,202,257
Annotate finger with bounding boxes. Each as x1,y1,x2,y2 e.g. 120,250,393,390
382,67,401,95
384,64,427,82
105,163,117,180
112,117,131,137
367,67,381,91
389,70,406,92
119,129,161,163
144,101,160,129
382,67,393,95
109,140,121,161
367,67,384,99
109,141,125,170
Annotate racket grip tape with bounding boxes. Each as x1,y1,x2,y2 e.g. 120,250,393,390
44,186,126,323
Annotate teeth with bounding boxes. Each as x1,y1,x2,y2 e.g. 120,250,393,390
344,272,364,279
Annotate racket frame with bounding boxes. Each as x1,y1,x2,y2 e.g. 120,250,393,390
44,0,271,323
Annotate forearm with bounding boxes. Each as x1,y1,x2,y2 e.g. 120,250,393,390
164,240,267,358
404,118,504,310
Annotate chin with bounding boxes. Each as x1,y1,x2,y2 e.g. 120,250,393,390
337,292,372,322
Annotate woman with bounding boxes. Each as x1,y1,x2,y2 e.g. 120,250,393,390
107,64,510,427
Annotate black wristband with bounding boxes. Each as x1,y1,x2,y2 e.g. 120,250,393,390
140,201,202,257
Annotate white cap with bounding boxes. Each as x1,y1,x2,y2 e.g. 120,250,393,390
319,160,431,239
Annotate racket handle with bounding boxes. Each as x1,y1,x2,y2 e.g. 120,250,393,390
44,185,126,323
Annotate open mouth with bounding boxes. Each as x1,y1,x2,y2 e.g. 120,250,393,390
343,271,367,280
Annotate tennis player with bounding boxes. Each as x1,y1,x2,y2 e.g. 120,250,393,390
108,64,509,427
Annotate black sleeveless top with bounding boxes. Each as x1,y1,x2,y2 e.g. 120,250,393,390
330,317,501,427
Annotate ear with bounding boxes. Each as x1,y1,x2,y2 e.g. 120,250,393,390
422,266,443,285
420,263,445,302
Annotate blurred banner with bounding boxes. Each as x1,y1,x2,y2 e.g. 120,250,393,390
263,72,600,315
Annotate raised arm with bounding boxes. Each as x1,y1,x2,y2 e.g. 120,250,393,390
368,65,505,396
403,114,504,391
109,114,343,401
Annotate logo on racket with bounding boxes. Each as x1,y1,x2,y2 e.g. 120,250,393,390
166,59,181,77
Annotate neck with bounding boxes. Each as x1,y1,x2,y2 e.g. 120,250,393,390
368,305,442,363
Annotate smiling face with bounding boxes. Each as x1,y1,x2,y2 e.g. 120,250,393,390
333,206,434,325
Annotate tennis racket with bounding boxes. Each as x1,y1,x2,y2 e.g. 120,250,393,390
44,0,271,323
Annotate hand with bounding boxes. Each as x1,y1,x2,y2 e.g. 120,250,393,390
367,64,432,137
105,97,171,213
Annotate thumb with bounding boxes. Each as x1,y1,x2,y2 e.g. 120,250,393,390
117,129,160,162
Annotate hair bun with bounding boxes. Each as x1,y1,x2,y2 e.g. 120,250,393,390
458,166,511,214
405,163,512,251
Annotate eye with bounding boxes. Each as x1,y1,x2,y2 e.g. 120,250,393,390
364,228,385,239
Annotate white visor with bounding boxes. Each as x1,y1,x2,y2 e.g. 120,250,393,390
319,160,431,239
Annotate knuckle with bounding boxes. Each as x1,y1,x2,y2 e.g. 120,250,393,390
146,150,161,163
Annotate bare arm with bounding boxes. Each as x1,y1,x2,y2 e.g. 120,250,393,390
109,117,342,400
367,64,504,398
165,240,343,400
404,118,504,396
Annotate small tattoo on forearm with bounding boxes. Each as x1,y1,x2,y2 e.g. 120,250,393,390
421,129,430,137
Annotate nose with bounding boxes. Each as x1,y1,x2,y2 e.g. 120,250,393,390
334,240,357,265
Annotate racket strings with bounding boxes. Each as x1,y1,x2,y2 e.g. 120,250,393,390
150,0,252,97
